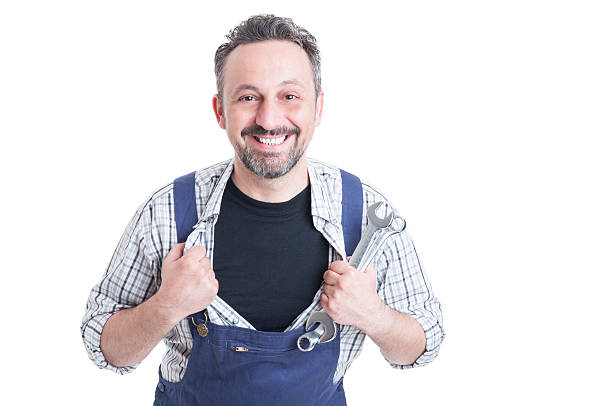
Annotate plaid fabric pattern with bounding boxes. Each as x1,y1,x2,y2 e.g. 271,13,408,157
81,157,444,383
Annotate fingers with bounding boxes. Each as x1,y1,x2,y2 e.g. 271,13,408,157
184,245,207,260
175,244,211,271
323,270,340,285
322,284,332,298
363,263,376,275
329,260,353,275
321,286,338,314
165,242,186,262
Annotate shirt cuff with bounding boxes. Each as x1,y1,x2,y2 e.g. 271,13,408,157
385,311,445,370
81,312,140,375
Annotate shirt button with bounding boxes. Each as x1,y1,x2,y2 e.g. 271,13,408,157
331,218,338,224
232,318,238,325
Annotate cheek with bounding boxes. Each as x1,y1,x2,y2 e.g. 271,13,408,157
289,106,316,129
225,110,254,133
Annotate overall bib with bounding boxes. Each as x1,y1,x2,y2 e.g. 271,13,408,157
154,169,362,405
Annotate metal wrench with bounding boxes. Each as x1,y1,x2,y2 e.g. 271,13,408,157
297,202,406,352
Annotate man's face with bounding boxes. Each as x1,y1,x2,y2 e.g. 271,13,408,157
213,40,323,179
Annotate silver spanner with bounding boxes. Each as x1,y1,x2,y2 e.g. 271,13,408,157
297,202,406,352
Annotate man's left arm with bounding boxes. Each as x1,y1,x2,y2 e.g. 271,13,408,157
321,229,444,367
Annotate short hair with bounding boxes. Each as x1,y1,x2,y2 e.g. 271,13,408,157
214,14,322,105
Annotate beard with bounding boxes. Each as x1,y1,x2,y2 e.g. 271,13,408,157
237,138,305,179
237,125,305,179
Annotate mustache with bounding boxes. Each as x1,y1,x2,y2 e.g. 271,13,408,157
241,125,300,137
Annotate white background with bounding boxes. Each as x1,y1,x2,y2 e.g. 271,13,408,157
1,1,610,404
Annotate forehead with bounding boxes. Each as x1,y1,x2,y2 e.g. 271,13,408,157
223,40,315,95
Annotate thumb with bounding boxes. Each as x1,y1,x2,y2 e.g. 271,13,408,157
166,242,186,262
364,263,377,278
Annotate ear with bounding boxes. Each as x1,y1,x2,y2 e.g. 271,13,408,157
314,91,324,127
212,94,226,129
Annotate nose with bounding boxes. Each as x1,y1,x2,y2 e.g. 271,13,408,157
255,98,284,131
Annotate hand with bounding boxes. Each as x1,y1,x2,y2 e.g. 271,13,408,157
155,243,219,322
320,260,384,333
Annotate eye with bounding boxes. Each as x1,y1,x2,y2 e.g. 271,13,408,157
238,95,256,102
285,94,298,100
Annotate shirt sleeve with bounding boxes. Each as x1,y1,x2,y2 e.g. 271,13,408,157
375,226,445,369
80,200,160,374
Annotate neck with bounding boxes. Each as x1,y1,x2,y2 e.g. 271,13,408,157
231,156,310,203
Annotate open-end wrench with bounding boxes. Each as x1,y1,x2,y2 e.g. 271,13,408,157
297,202,406,352
349,202,394,272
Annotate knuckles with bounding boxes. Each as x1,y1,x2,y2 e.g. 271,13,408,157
325,296,338,313
329,260,345,271
187,245,207,257
324,284,340,300
178,256,212,273
181,256,198,269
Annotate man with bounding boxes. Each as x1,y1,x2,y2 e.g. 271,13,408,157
82,14,444,405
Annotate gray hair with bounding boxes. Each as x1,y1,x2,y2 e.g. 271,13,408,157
214,14,322,106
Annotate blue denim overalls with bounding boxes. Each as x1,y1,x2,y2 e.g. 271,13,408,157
153,169,362,405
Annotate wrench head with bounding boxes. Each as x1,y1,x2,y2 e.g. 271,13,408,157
367,202,394,229
304,311,337,343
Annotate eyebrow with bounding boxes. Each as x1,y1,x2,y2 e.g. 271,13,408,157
230,79,306,98
279,79,305,88
231,84,259,98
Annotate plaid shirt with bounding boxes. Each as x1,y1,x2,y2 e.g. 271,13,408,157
81,157,444,383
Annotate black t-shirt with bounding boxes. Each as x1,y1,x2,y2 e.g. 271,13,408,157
213,178,330,332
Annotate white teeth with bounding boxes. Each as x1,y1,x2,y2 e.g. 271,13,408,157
255,136,287,145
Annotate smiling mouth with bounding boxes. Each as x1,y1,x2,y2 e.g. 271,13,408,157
253,135,288,146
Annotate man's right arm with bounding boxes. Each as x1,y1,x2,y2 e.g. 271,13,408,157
100,243,219,368
81,198,218,373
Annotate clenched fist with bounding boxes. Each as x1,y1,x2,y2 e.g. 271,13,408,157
320,260,384,334
155,243,219,322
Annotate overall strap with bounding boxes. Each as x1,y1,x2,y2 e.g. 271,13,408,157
339,169,363,257
173,171,198,244
172,169,363,254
